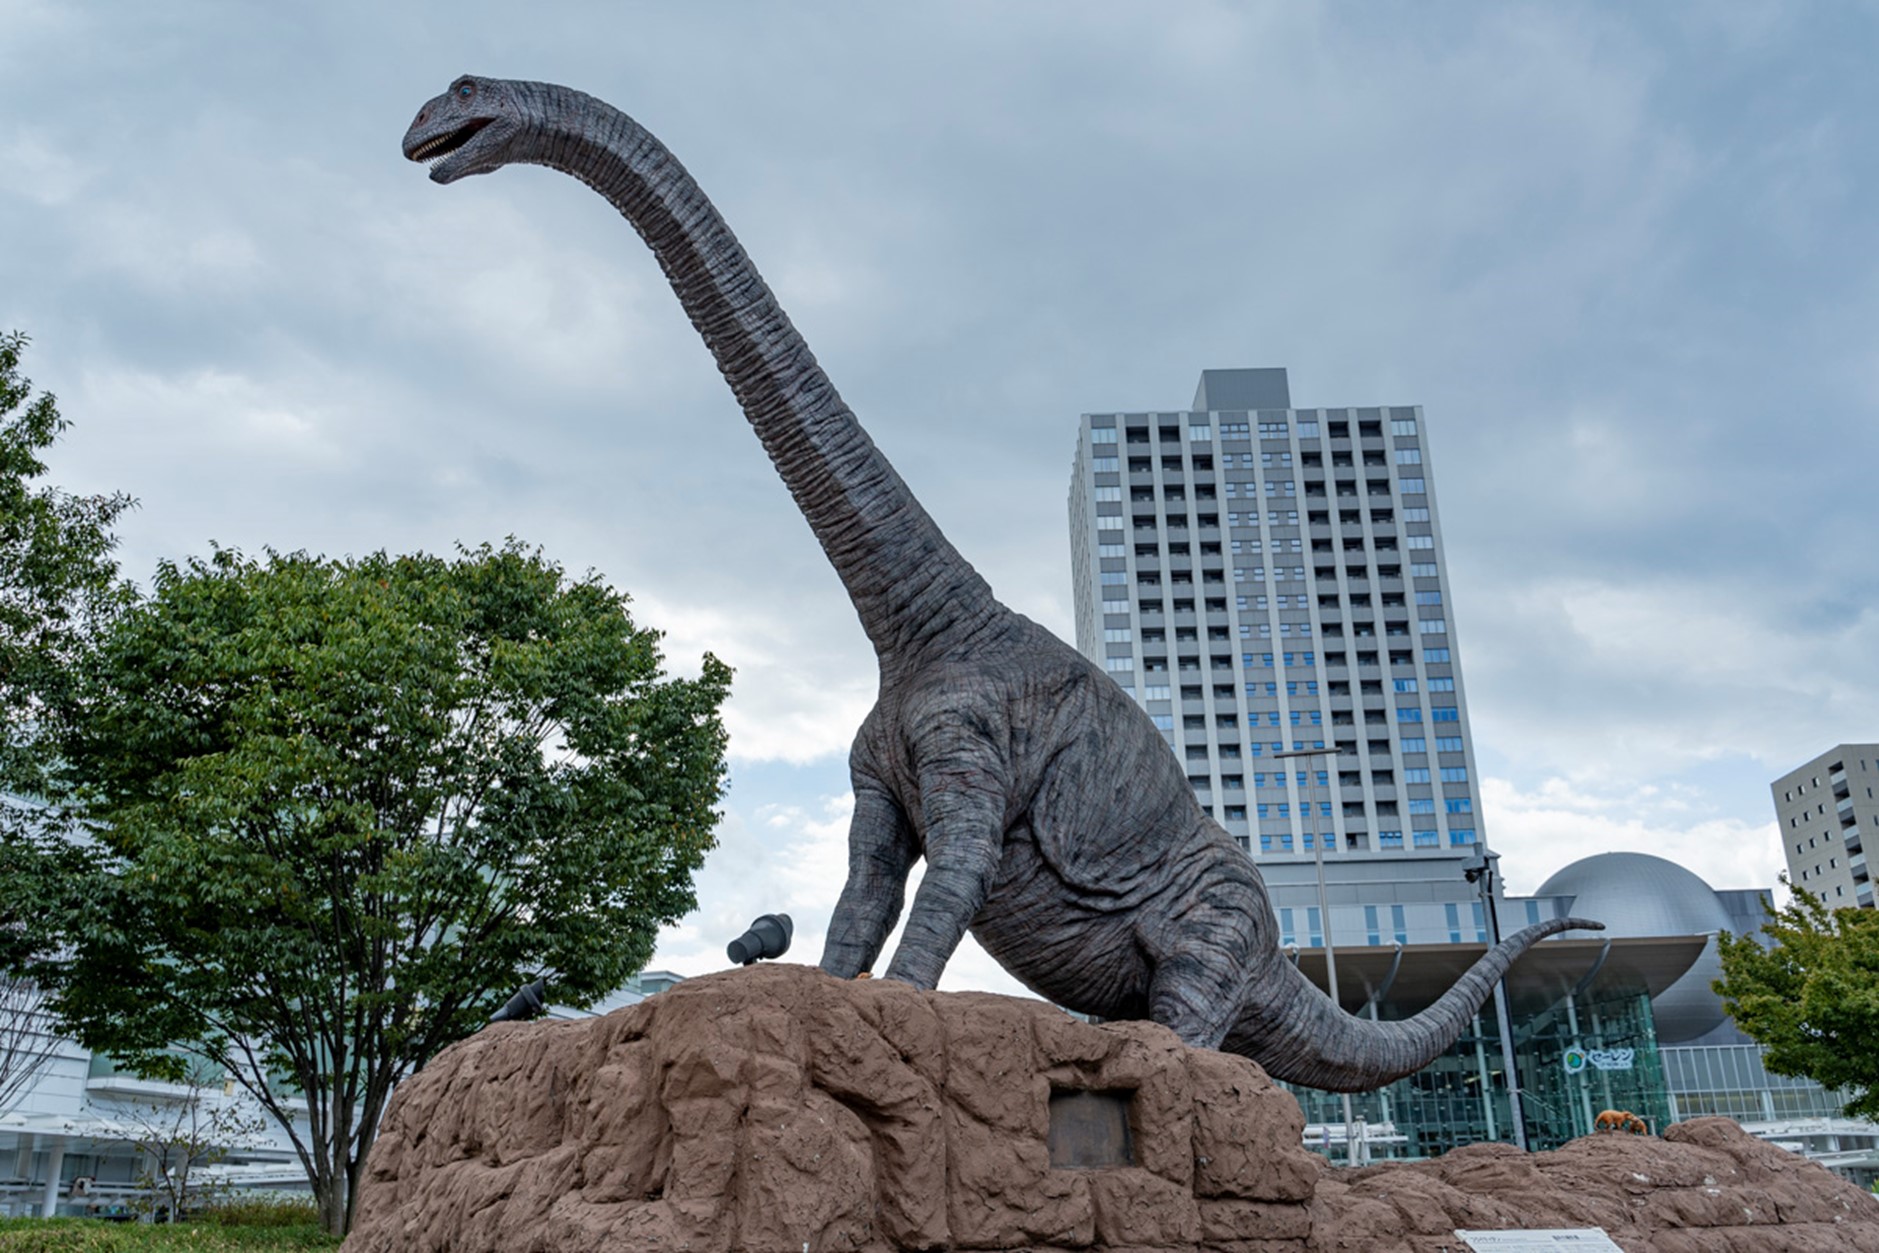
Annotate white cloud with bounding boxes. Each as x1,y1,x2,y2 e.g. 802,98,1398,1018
1485,775,1784,901
1463,574,1879,785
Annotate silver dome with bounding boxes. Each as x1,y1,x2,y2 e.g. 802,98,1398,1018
1533,852,1732,1044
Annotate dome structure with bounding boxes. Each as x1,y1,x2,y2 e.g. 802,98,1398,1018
1533,852,1732,1044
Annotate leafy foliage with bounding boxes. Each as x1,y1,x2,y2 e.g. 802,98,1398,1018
1714,882,1879,1119
28,542,729,1233
0,332,132,1112
0,330,134,808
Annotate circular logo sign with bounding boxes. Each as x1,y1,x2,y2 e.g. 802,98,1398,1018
1563,1048,1587,1074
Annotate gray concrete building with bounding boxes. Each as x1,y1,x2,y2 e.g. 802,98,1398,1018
1771,743,1878,910
1068,367,1485,858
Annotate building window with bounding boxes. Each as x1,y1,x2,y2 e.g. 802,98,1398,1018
1095,486,1122,501
1390,418,1417,436
1395,449,1422,465
1415,590,1443,606
1391,903,1408,943
1427,677,1456,691
1445,798,1473,814
1393,677,1418,692
1104,627,1133,642
1403,507,1431,522
1098,543,1125,557
1424,647,1451,662
1379,830,1404,849
1410,562,1438,577
1439,766,1468,783
1404,768,1432,783
1396,707,1422,723
1400,477,1425,494
1414,829,1438,848
1418,618,1447,633
1408,798,1436,814
1400,736,1427,753
1431,706,1459,721
1435,736,1463,751
1151,714,1173,731
1105,656,1134,672
1091,426,1119,443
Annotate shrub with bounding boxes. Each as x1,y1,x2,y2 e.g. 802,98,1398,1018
200,1199,321,1229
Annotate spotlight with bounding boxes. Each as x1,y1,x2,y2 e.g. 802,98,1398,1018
490,976,550,1024
727,913,793,966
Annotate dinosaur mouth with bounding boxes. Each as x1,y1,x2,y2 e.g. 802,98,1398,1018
407,118,492,164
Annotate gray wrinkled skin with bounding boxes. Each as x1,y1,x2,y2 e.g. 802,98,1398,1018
403,77,1602,1092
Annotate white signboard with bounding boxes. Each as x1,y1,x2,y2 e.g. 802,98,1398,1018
1456,1229,1626,1252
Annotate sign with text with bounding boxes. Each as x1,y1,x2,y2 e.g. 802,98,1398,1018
1456,1229,1625,1252
1561,1047,1634,1073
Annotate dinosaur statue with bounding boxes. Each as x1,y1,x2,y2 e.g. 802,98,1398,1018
402,76,1600,1092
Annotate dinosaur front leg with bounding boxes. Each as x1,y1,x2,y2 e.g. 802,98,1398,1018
820,777,918,979
881,766,1005,990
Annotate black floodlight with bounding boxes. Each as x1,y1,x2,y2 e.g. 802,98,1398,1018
727,913,793,966
489,976,550,1024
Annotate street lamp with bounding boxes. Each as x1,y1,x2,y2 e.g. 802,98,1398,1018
1272,746,1357,1163
1464,849,1528,1151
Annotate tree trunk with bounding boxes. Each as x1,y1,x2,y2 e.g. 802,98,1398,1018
316,1167,348,1237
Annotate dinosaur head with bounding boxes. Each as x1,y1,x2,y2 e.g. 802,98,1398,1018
402,75,524,184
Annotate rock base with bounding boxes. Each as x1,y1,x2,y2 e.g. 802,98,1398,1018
344,964,1879,1252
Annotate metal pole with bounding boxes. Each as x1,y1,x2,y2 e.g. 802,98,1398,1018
1475,854,1528,1151
1275,747,1355,1162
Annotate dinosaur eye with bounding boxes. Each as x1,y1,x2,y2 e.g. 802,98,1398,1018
457,82,474,98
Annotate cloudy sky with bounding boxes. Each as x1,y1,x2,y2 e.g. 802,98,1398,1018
5,2,1876,996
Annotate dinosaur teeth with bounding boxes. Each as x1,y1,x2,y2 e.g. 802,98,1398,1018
408,118,493,165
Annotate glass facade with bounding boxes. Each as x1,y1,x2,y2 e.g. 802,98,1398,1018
1284,984,1670,1159
1663,1044,1851,1122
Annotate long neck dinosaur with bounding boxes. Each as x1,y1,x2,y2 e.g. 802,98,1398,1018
405,77,994,675
403,77,1600,1094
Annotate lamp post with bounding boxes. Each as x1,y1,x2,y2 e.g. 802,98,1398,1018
1464,849,1527,1151
1272,746,1356,1163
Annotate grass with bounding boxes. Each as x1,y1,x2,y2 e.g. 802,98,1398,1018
0,1217,341,1251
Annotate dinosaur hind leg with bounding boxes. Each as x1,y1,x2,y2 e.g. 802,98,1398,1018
1143,862,1269,1049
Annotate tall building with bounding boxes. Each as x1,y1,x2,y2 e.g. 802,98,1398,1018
1771,744,1879,910
1068,368,1486,859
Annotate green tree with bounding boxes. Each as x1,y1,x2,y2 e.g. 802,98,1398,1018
30,543,729,1236
1714,882,1879,1119
0,328,134,816
0,331,132,1106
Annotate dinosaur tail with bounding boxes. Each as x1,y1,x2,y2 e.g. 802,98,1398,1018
1223,916,1603,1093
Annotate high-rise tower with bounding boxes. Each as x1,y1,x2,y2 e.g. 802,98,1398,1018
1772,744,1878,910
1068,368,1486,858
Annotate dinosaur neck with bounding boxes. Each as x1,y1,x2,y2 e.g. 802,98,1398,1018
514,83,999,667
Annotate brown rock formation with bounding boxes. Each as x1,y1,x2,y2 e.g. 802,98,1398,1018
344,964,1879,1252
1311,1117,1879,1252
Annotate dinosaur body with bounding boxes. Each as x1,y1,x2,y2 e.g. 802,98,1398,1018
403,77,1599,1092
